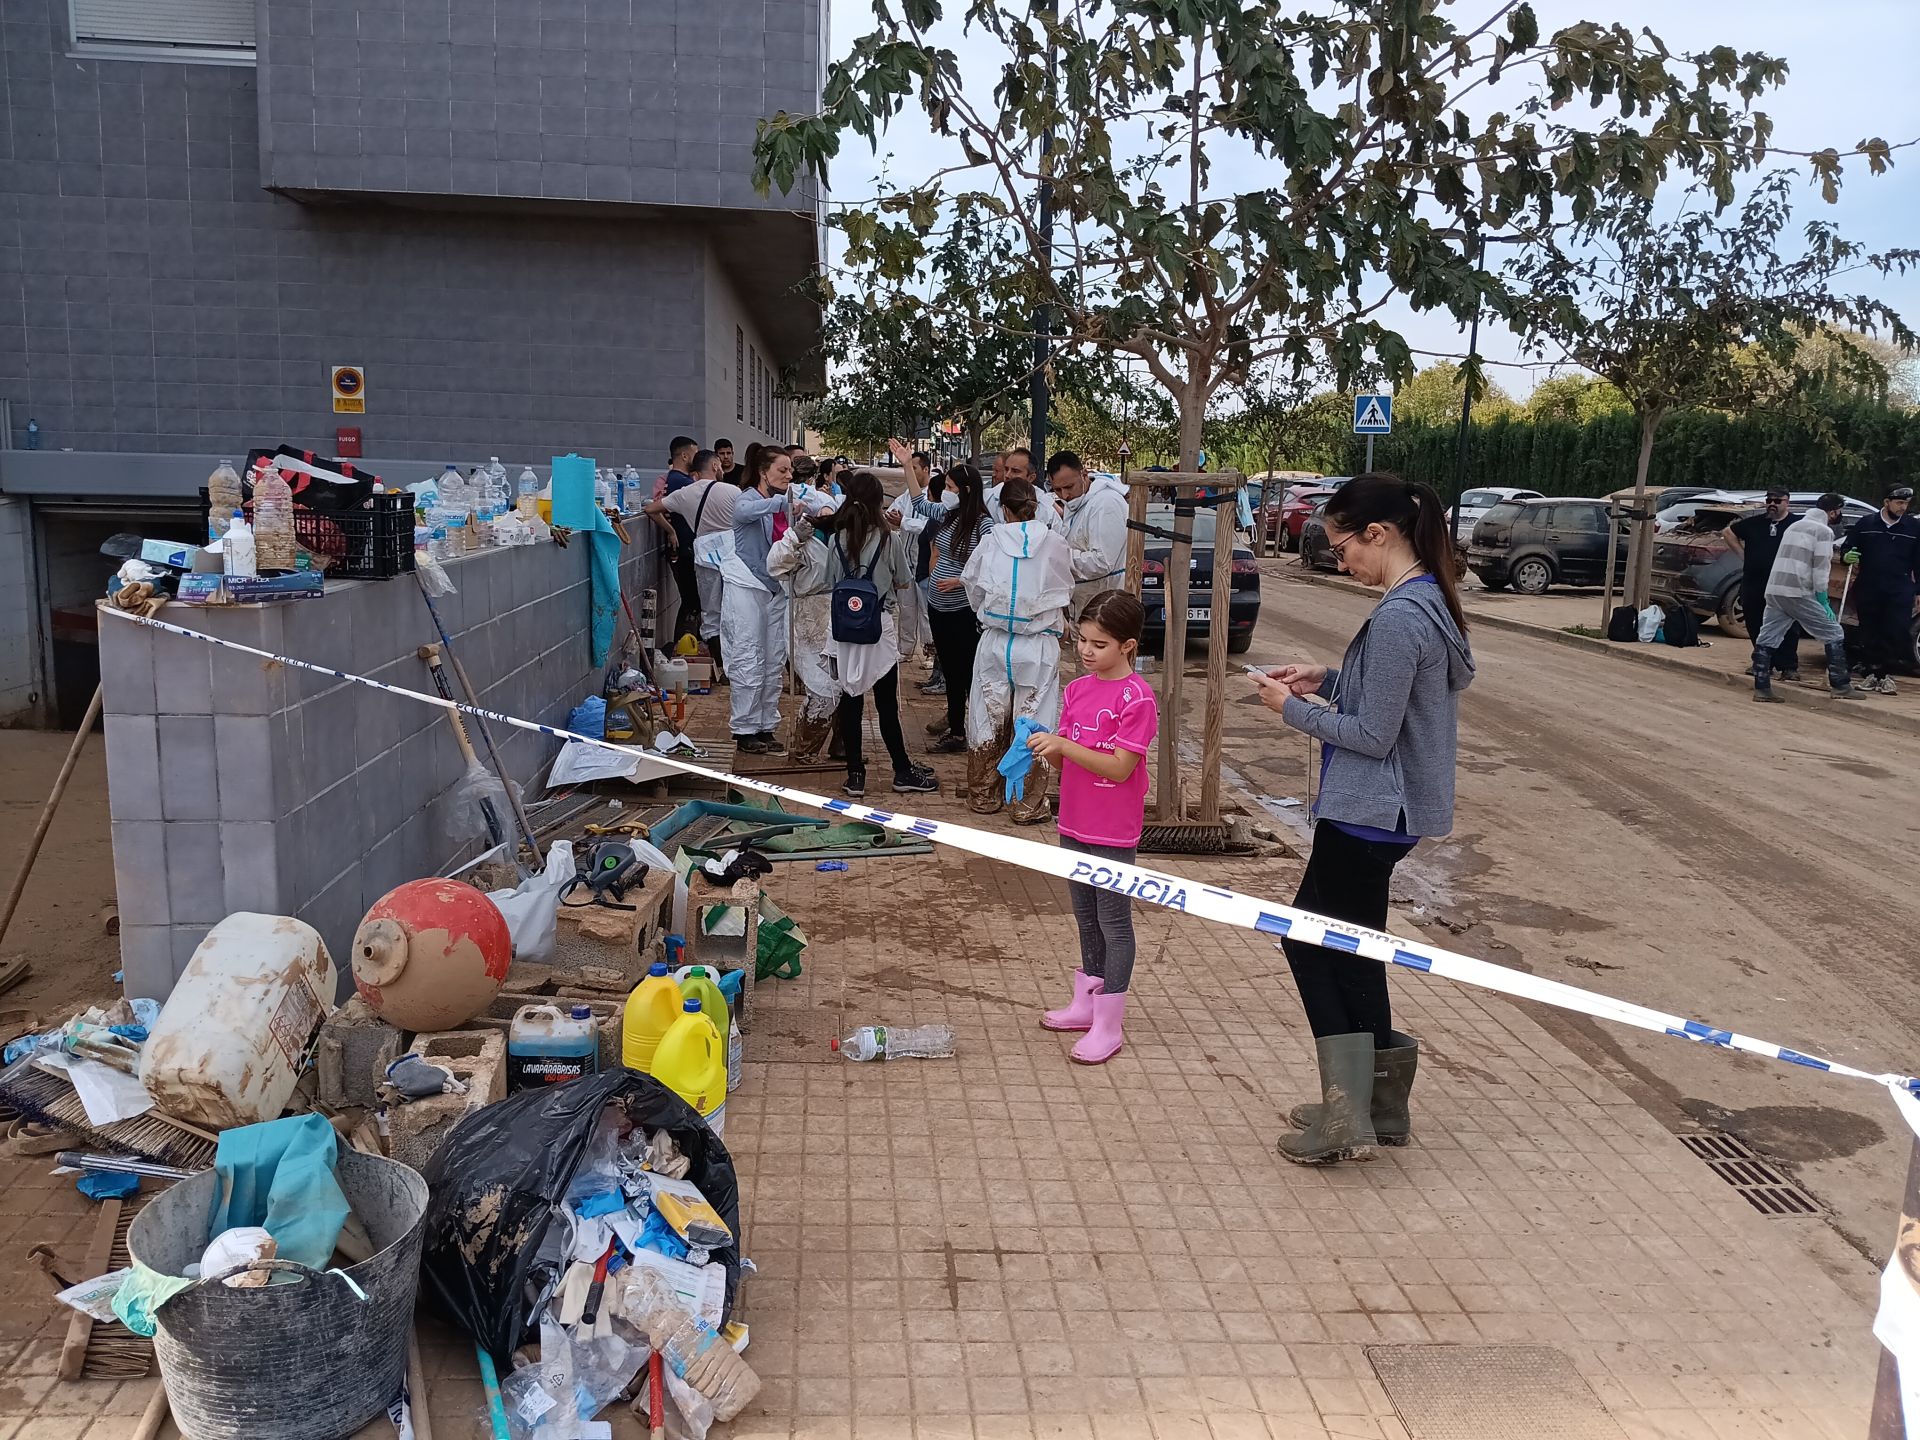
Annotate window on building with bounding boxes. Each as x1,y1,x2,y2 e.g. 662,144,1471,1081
70,0,256,60
735,329,744,422
749,347,759,432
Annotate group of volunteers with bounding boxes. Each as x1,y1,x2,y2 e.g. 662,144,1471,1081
651,444,1478,1164
1725,485,1920,702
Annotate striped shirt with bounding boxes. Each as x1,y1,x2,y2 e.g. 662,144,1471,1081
1764,510,1838,601
913,500,994,612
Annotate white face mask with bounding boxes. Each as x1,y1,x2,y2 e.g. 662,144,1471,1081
939,491,959,510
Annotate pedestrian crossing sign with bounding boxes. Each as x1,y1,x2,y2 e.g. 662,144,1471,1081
1353,394,1392,435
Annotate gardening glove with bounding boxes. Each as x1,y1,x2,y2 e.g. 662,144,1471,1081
1844,549,1861,566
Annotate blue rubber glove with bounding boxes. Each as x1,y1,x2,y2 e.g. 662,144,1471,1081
997,717,1051,802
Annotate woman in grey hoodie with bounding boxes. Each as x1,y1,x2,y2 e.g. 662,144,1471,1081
1251,474,1475,1165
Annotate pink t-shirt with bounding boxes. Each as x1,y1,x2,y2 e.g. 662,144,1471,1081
1056,672,1159,848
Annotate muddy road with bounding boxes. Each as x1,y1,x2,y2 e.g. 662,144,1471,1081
1191,569,1920,1298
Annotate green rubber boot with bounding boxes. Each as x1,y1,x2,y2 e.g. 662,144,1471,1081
1286,1031,1418,1147
1277,1033,1378,1165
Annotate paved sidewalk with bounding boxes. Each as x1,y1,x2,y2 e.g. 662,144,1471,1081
0,775,1881,1438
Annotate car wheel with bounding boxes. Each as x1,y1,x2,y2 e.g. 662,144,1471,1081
1281,529,1298,553
1511,556,1554,595
1717,587,1747,637
1227,630,1253,655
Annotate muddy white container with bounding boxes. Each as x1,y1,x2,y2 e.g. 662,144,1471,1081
138,913,339,1130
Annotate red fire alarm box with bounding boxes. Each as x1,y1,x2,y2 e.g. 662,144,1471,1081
335,427,363,457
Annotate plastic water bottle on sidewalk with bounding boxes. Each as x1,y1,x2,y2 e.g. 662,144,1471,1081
832,1024,956,1061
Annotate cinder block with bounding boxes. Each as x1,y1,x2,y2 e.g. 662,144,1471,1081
315,995,405,1112
386,1028,505,1172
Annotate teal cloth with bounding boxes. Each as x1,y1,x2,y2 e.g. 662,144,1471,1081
112,1263,193,1337
209,1113,350,1272
551,453,621,665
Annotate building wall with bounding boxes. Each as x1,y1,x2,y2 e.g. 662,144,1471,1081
100,535,652,998
0,498,42,725
0,0,798,461
256,0,825,214
702,250,790,451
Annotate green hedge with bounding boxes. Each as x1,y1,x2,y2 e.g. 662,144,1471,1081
1347,401,1920,503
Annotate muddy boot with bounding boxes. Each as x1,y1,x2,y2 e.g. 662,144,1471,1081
1008,755,1052,825
1286,1031,1417,1147
966,743,1004,814
788,708,834,765
1277,1034,1377,1165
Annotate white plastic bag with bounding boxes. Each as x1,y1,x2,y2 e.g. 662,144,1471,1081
488,841,574,965
447,760,515,845
201,1226,276,1288
415,552,457,596
1636,604,1664,643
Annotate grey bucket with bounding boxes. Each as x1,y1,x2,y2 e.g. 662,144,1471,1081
127,1147,430,1440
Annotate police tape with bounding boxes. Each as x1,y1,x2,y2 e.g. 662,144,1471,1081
103,606,1920,1106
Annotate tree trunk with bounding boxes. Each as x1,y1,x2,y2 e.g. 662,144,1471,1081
1625,408,1661,609
1177,382,1207,472
966,420,985,461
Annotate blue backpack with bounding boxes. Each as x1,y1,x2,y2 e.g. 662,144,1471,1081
830,535,883,644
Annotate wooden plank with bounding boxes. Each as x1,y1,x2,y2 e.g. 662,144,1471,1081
61,1197,122,1380
1199,495,1235,822
1159,504,1193,822
1124,473,1148,595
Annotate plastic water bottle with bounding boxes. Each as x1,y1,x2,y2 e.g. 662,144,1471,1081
621,462,642,512
207,461,244,542
437,461,465,514
832,1024,956,1061
485,456,509,507
430,525,449,562
24,418,39,450
221,511,256,579
517,465,539,520
594,469,613,509
252,463,295,571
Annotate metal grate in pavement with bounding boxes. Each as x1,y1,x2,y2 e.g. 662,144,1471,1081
1368,1345,1627,1439
1679,1131,1822,1217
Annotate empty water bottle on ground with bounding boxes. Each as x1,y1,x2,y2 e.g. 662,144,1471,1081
832,1024,956,1061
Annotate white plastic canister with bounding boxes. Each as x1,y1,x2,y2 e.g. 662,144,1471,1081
138,913,340,1129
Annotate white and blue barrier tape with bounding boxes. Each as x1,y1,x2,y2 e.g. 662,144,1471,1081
102,607,1920,1110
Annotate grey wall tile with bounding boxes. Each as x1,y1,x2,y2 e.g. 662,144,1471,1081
103,713,163,822
111,819,172,928
119,924,175,1001
157,713,219,820
220,819,282,913
163,820,226,924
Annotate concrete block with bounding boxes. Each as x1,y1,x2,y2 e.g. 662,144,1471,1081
103,713,163,822
385,1028,505,1172
315,995,405,1112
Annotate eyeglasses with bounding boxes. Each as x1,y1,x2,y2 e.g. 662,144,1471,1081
1326,530,1362,564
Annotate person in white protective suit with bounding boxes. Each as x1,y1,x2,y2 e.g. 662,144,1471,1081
766,456,843,763
716,447,793,753
887,445,935,667
1049,450,1130,619
960,478,1074,821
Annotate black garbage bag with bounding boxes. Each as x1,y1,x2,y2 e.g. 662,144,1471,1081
417,1069,740,1366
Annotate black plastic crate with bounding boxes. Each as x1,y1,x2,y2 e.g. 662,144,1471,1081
293,493,416,579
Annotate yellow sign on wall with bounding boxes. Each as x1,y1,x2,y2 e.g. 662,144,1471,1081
331,365,366,414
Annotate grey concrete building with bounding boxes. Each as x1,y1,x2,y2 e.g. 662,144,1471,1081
0,0,826,725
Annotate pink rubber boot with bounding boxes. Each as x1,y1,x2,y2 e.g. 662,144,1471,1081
1040,970,1104,1032
1070,991,1127,1065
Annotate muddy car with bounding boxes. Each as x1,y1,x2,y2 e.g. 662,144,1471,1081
1468,497,1625,594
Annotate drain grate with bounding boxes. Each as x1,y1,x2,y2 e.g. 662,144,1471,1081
1680,1131,1821,1216
1369,1345,1626,1438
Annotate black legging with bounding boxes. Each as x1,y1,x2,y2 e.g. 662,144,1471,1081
836,667,911,777
1281,821,1412,1045
926,603,979,736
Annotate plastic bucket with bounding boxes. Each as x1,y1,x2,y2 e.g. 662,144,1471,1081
127,1148,429,1440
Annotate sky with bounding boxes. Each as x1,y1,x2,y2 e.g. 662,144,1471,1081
817,0,1920,398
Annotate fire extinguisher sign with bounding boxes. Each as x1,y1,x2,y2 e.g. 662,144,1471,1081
331,365,366,414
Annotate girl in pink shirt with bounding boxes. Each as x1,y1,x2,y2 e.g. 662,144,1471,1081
1027,591,1159,1064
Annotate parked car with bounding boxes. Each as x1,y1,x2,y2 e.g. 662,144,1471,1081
1270,479,1351,549
1650,494,1885,637
1140,503,1261,654
1468,497,1626,594
1449,486,1542,534
1298,497,1340,572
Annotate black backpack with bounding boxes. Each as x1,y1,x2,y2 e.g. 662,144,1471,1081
1661,603,1700,648
1606,606,1637,643
830,535,883,644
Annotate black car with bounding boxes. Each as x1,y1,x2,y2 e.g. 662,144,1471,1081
1298,497,1340,572
1468,497,1626,594
1140,504,1260,654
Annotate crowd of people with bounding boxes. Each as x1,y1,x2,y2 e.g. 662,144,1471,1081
638,433,1132,811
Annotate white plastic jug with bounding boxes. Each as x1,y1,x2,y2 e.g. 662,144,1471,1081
656,656,689,694
138,914,340,1130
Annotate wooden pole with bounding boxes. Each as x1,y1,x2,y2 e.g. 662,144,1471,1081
1124,462,1147,594
1199,494,1234,822
0,682,102,954
1159,501,1193,822
1870,1136,1920,1438
1599,504,1621,632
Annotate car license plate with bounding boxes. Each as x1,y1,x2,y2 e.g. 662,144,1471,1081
1187,607,1209,621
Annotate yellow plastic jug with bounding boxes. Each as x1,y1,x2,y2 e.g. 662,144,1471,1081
622,962,683,1073
651,998,728,1136
677,967,728,1037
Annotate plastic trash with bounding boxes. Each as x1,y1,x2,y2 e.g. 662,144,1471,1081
448,760,516,846
814,860,849,872
385,1054,469,1100
568,695,607,739
1636,604,1665,643
489,841,575,965
613,1266,761,1422
832,1024,957,1061
77,1171,140,1201
199,1226,276,1289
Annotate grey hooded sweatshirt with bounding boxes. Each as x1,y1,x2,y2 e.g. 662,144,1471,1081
1281,578,1475,837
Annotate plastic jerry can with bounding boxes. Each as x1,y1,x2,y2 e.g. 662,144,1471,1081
507,1003,599,1091
138,914,340,1130
676,967,728,1035
623,962,684,1073
651,999,728,1136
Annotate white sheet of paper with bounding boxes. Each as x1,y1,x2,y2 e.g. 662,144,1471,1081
36,1052,154,1125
